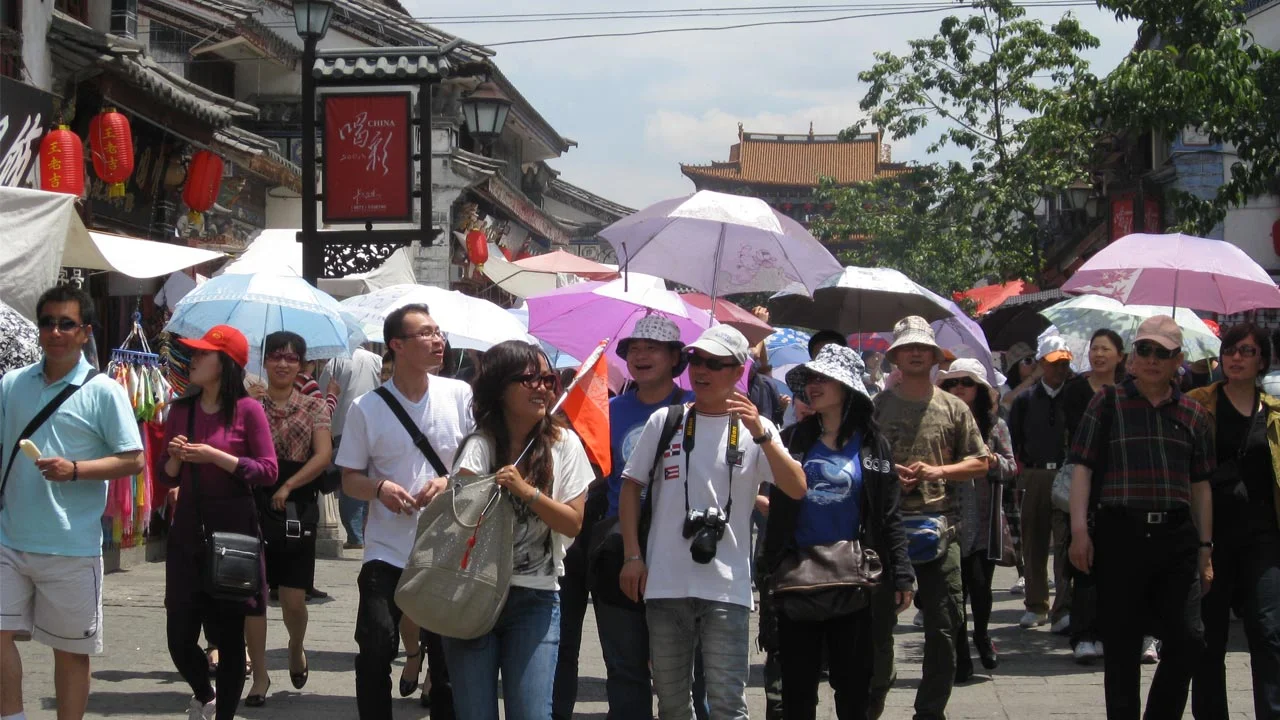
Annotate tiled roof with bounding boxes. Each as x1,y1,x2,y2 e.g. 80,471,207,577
681,130,902,187
547,178,634,220
312,49,451,80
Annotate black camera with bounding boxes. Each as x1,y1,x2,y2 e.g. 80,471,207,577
682,507,727,564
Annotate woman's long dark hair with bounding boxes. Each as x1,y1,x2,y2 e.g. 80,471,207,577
174,350,248,427
471,341,563,493
789,382,877,453
971,384,995,444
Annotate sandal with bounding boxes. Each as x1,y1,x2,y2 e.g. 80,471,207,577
399,649,423,697
205,647,219,676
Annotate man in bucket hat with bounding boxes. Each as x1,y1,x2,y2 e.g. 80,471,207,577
556,314,697,720
1067,315,1215,719
869,316,991,720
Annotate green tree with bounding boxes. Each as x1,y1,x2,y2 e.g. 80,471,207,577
1076,0,1280,233
820,0,1100,289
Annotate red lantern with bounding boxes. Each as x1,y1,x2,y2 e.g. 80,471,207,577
88,108,134,198
823,203,834,212
804,203,814,212
182,150,224,223
515,247,534,261
498,244,513,260
466,229,489,269
38,126,84,196
781,203,793,212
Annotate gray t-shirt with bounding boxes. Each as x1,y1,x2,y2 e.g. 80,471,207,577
321,348,382,435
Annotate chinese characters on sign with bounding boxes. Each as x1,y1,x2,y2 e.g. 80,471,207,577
322,93,413,223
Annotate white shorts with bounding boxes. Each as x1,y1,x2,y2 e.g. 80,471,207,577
0,544,104,655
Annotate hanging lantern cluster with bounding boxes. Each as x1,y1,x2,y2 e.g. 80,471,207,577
88,108,135,198
182,150,224,223
465,228,489,270
38,126,85,197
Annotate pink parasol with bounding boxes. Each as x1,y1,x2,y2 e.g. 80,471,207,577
679,292,773,346
1062,233,1280,314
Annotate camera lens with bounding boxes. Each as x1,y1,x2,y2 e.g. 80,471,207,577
690,526,719,564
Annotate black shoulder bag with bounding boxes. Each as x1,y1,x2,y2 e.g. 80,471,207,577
587,403,687,609
0,370,99,512
375,386,449,477
187,405,264,602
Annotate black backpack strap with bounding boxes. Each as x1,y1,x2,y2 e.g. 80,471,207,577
375,386,448,478
1,369,100,505
640,403,686,536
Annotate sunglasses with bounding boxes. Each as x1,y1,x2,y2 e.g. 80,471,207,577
1222,345,1260,358
515,372,559,390
940,377,978,391
1133,341,1178,360
266,351,301,364
37,316,83,333
686,352,740,372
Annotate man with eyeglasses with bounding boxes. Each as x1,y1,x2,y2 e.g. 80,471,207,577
619,324,806,720
1008,335,1077,633
1,285,144,720
1067,315,1215,719
336,303,472,720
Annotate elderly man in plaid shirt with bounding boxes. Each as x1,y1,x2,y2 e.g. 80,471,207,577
1066,315,1215,720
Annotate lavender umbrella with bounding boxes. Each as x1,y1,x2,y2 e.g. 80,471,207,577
1061,233,1280,314
599,190,841,300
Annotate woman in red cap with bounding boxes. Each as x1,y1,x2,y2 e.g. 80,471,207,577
156,325,279,720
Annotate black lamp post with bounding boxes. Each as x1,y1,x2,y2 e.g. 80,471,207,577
461,81,512,152
294,0,333,285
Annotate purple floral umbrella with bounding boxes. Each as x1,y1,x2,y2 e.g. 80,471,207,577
1062,233,1280,314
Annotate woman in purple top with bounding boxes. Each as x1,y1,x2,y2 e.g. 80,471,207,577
157,325,278,720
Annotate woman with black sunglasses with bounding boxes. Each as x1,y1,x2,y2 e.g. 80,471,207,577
442,341,595,720
936,359,1017,678
1187,322,1280,719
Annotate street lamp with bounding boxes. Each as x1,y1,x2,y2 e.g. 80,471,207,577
293,0,332,284
1067,180,1092,212
461,81,512,150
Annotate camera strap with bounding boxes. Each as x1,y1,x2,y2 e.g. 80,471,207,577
681,410,741,521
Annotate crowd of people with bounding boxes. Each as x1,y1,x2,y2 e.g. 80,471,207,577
1,284,1278,720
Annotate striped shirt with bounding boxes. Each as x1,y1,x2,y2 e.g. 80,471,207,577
1068,379,1215,510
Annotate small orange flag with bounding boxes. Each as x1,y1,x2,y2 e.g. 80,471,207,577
560,341,612,476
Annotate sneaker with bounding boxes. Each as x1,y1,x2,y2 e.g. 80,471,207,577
1009,577,1026,595
1019,611,1049,628
188,694,216,720
343,541,364,550
1142,637,1160,664
912,610,925,627
1051,614,1072,635
1073,641,1099,665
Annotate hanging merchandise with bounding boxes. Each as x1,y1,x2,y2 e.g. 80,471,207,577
89,108,135,198
159,332,191,398
182,150,224,223
38,126,85,196
466,228,489,270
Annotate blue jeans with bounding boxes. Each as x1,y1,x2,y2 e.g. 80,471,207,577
442,587,560,720
339,488,367,546
647,598,749,720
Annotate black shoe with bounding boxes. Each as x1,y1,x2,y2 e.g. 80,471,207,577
976,636,999,670
245,679,270,707
306,587,329,601
399,650,423,697
955,659,975,684
268,587,279,602
290,654,309,690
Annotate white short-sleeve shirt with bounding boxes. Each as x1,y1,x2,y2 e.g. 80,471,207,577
335,376,473,569
622,405,784,608
455,428,593,591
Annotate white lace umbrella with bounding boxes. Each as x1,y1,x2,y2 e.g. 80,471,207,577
340,284,532,350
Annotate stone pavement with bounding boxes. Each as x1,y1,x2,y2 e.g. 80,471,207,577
14,554,1256,719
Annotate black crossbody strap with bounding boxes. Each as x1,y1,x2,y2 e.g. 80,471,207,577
375,386,448,478
1,369,99,502
642,403,687,528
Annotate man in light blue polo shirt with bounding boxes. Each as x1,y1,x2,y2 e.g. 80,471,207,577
0,285,143,720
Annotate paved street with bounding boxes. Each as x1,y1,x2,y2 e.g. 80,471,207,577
14,553,1256,719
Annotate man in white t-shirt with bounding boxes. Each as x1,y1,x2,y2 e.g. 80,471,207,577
619,325,806,720
336,304,473,720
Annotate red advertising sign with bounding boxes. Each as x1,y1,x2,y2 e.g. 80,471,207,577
1143,197,1161,234
1111,193,1135,240
322,93,413,223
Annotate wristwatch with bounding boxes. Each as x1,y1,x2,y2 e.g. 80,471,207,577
1199,540,1214,550
752,429,774,445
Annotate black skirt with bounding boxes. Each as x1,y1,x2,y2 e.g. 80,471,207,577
257,459,319,590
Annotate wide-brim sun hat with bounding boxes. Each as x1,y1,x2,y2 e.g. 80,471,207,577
786,344,873,414
615,314,690,375
935,357,990,389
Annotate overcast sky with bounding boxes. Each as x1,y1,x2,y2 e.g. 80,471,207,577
417,2,1140,210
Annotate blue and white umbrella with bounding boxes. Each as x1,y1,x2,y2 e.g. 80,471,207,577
765,327,812,368
166,273,362,370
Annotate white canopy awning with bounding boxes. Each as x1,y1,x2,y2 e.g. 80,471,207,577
0,185,222,318
218,228,417,299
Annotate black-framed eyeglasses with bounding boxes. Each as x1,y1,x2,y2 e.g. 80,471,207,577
398,326,446,342
940,377,978,391
266,351,302,364
37,316,84,333
1133,341,1178,360
686,352,740,372
1222,345,1260,358
515,372,559,390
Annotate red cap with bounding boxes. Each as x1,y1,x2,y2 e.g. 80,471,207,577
179,325,249,368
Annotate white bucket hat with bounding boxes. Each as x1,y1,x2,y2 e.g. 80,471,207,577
615,314,688,376
934,358,991,389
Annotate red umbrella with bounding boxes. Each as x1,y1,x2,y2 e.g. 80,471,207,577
847,333,891,352
680,292,773,346
512,250,619,281
955,280,1038,316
